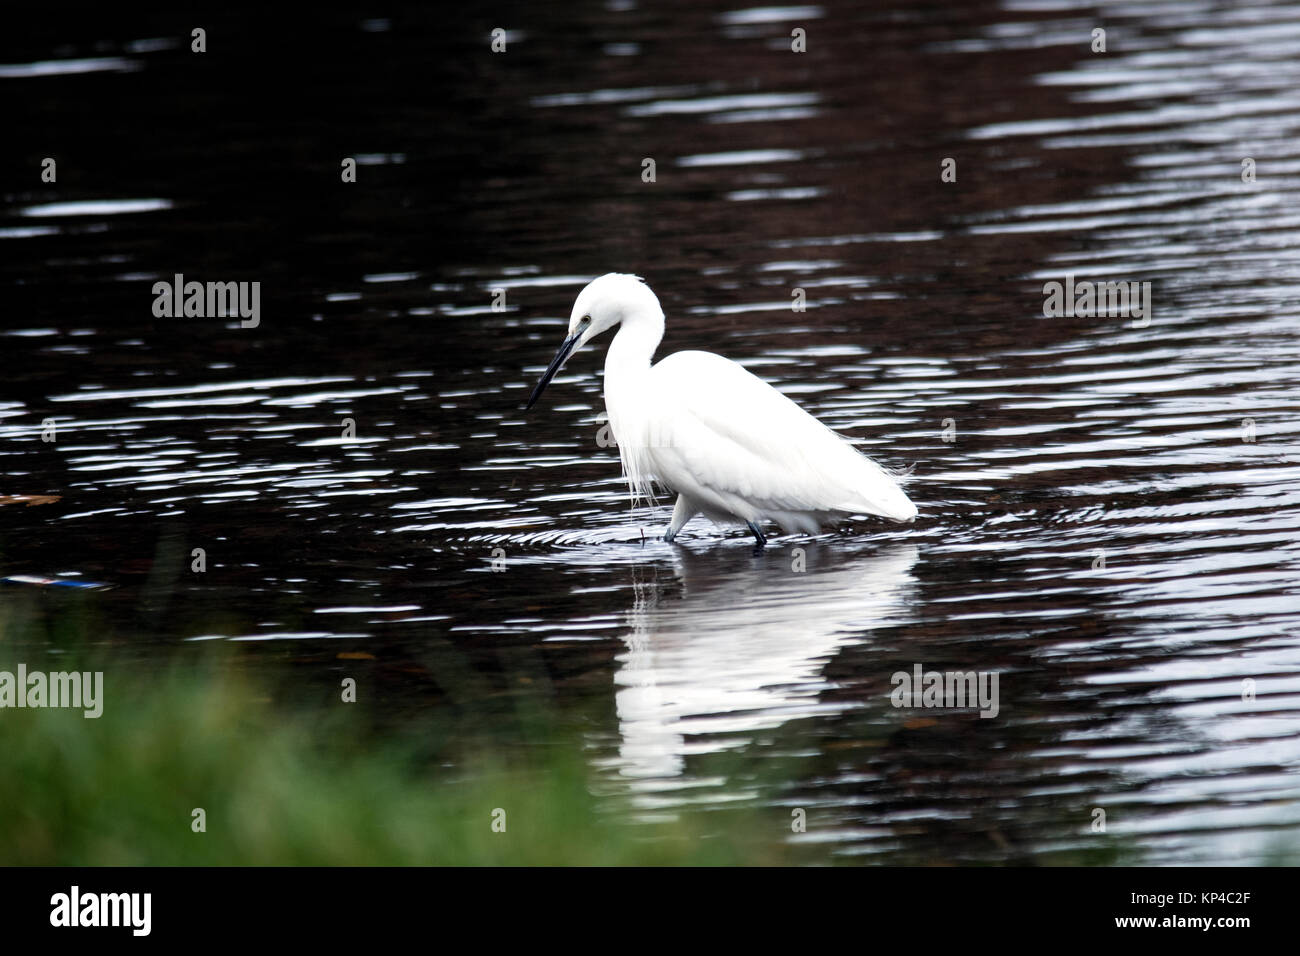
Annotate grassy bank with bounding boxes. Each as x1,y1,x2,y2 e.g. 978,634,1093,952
0,656,793,865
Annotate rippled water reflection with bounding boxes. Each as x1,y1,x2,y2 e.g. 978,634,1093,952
3,1,1299,863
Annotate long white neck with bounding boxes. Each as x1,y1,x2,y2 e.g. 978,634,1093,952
603,304,665,505
604,304,664,407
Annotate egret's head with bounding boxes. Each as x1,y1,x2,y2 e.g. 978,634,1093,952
526,273,661,409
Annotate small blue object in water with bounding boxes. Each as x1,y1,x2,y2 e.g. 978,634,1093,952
1,575,113,590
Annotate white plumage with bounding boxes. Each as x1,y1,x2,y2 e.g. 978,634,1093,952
526,273,917,544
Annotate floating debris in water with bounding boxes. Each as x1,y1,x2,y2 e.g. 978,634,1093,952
1,575,113,591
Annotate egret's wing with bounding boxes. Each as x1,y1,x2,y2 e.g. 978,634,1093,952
641,351,914,521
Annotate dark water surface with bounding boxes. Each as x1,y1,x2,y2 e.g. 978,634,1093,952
3,1,1299,863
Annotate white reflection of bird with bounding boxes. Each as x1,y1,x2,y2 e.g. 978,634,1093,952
614,542,920,781
526,273,917,545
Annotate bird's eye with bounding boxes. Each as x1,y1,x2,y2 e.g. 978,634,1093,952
580,315,591,326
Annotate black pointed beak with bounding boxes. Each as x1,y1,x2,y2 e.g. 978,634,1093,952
525,332,581,410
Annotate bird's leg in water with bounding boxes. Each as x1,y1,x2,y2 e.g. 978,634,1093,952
746,521,767,547
665,494,697,544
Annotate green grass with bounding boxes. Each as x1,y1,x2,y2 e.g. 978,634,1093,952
0,657,795,865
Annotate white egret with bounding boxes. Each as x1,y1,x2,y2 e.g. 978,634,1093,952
525,274,917,545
